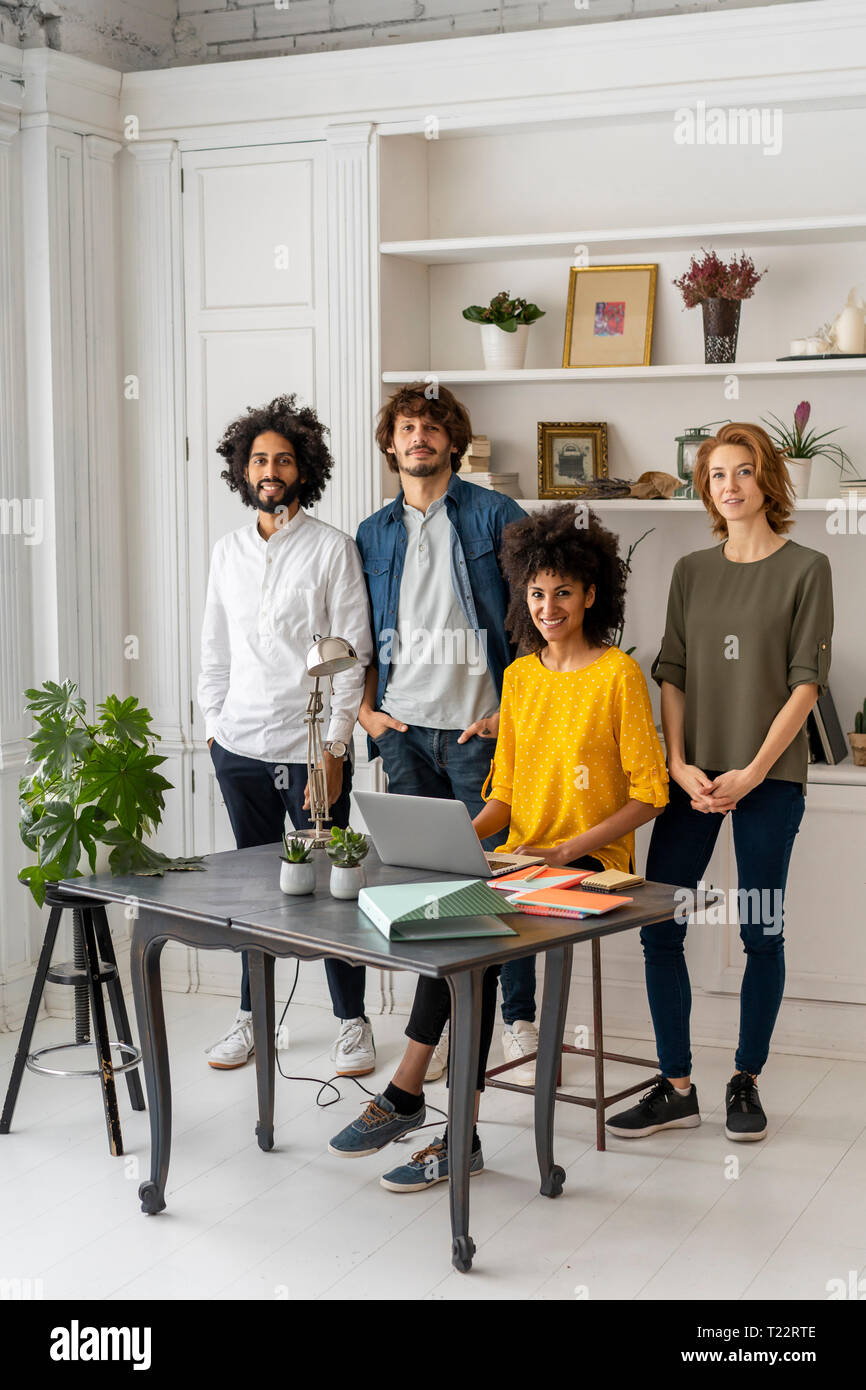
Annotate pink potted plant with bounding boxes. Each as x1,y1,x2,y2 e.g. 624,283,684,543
673,250,767,364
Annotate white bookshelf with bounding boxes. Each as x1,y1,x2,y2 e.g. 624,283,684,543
512,497,848,513
380,214,866,266
383,360,866,385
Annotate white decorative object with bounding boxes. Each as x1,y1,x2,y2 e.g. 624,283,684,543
835,292,865,353
785,457,812,497
280,859,316,895
330,864,366,900
481,323,529,370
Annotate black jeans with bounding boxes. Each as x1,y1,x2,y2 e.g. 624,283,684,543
405,855,603,1091
209,740,366,1018
643,776,805,1078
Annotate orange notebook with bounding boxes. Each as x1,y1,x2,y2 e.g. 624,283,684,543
509,887,634,919
486,867,594,893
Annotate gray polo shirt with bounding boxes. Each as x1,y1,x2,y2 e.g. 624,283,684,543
381,495,500,731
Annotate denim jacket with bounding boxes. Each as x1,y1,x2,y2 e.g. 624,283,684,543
355,473,526,717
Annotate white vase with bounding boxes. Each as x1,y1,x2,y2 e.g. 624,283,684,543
835,304,865,354
785,457,812,499
480,323,529,370
280,859,316,895
329,863,366,900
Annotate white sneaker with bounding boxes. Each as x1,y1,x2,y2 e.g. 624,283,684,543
206,1010,255,1070
332,1017,376,1077
501,1019,538,1087
424,1021,449,1082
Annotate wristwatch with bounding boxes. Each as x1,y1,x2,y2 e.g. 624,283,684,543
323,739,348,759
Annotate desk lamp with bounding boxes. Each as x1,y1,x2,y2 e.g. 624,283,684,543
302,634,359,846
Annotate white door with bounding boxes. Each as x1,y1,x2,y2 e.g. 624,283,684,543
181,141,330,857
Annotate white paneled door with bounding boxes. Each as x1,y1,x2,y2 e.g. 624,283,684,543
181,141,329,856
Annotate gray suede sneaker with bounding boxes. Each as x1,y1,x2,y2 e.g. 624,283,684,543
328,1093,425,1157
380,1135,484,1192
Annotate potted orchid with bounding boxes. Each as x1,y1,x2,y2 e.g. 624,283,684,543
763,401,855,499
673,250,766,364
462,291,545,370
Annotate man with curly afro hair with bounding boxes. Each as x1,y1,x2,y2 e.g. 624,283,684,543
198,394,376,1075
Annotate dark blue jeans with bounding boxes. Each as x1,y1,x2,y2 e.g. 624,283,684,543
209,740,365,1019
643,775,805,1079
375,723,536,1025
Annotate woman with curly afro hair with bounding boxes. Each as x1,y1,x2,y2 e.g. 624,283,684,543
474,503,669,879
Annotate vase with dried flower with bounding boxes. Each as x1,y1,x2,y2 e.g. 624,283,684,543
673,250,767,364
763,401,855,500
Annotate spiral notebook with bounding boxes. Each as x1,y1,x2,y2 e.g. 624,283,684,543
508,887,634,919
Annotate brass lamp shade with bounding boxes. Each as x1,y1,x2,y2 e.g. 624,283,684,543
305,636,358,678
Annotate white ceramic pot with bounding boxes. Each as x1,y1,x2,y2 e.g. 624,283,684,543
280,859,316,895
785,457,812,499
480,322,529,370
329,863,366,900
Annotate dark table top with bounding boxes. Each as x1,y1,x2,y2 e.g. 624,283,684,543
62,844,684,978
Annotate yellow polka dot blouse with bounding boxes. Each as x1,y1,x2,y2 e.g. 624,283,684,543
484,647,669,872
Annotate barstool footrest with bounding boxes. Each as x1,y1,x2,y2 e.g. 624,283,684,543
26,1040,142,1079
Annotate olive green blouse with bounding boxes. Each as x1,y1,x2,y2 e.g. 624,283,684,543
652,540,833,792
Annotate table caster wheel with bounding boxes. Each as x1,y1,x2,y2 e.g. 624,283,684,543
540,1165,566,1198
256,1122,274,1152
138,1181,166,1215
451,1236,476,1272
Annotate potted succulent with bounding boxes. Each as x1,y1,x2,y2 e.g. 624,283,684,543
326,825,369,900
763,400,856,500
462,290,545,370
18,678,203,905
673,250,766,364
280,833,317,895
849,700,866,767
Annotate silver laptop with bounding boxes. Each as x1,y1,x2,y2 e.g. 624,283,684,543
354,791,544,878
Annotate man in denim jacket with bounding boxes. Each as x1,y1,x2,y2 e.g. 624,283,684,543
353,383,539,1091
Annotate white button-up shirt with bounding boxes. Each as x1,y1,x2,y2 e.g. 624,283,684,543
197,507,373,764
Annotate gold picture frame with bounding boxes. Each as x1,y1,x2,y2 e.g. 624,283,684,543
538,422,609,499
562,264,657,368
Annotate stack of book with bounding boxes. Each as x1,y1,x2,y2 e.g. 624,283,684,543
459,435,520,498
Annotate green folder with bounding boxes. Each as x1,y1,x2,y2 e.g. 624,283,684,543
358,879,518,941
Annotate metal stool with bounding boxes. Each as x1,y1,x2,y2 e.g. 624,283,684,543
1,887,145,1155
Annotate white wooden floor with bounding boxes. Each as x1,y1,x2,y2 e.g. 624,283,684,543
1,992,865,1302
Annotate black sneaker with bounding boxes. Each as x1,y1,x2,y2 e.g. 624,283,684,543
725,1072,767,1141
605,1075,701,1138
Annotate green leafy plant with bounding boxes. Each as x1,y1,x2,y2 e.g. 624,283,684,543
18,679,204,905
281,833,314,864
854,700,866,736
762,401,855,477
612,528,655,655
462,291,545,333
326,825,369,869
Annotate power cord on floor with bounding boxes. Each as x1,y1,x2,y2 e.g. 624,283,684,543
273,960,449,1135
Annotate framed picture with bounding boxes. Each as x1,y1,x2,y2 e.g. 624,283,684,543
538,422,609,499
562,264,657,368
